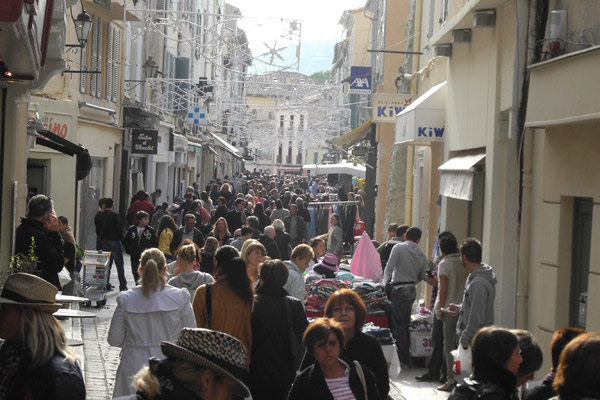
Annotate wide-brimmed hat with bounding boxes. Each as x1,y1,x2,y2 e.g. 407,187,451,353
0,273,62,313
161,328,249,397
316,253,339,272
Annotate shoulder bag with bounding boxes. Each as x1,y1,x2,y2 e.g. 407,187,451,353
284,297,305,371
353,360,368,400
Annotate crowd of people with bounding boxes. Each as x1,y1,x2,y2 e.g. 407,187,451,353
3,175,600,400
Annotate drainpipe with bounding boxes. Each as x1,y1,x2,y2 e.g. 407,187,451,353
404,0,422,226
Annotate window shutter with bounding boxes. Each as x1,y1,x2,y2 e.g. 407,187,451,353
90,17,98,97
124,23,131,99
106,25,113,101
112,28,120,102
96,20,103,98
80,46,87,93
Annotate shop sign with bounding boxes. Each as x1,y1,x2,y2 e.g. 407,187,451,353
131,129,158,154
372,94,413,123
349,66,372,94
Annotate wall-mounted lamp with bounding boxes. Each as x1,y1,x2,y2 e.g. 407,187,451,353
125,57,160,89
66,0,93,50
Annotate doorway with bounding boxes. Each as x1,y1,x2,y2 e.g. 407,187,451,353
569,197,592,329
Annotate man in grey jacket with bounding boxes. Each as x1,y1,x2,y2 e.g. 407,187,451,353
449,237,497,350
383,226,429,367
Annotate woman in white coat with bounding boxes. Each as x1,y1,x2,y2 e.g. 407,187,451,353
108,248,196,398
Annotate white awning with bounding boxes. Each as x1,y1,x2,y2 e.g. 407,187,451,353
208,132,241,157
303,159,366,178
395,81,446,144
438,153,485,201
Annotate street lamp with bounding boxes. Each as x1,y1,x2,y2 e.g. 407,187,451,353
66,0,93,49
142,57,158,79
124,57,161,89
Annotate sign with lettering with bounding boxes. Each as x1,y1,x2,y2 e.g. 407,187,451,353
372,94,413,123
131,129,158,154
349,66,372,94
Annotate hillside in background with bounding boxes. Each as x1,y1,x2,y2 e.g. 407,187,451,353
250,39,337,77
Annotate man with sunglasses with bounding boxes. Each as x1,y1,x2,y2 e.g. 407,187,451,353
14,194,66,289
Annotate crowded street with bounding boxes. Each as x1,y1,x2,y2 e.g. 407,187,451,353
2,0,600,399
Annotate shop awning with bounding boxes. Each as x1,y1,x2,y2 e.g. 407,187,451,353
32,127,92,181
303,159,366,178
438,153,485,201
205,145,218,156
334,119,372,148
395,81,446,144
208,132,241,158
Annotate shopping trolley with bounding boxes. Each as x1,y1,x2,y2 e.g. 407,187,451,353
81,250,111,307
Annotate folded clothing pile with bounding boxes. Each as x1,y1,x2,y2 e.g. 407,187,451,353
352,282,390,315
409,310,433,332
305,279,352,312
363,322,395,345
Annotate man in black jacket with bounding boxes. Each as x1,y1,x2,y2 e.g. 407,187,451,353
226,198,247,233
170,214,205,254
96,198,128,291
14,194,65,290
123,211,157,284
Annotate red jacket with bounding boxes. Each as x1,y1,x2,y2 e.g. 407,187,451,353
127,200,155,225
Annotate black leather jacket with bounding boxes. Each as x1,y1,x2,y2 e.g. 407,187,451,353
449,370,519,400
5,351,86,400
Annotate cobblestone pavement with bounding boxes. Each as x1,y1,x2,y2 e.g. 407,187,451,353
60,255,449,400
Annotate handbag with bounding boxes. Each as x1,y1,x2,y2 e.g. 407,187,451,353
284,298,305,371
353,360,368,400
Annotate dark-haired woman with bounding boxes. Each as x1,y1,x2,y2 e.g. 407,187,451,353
249,260,308,400
108,248,196,397
449,326,522,400
253,202,269,232
192,245,254,369
288,318,381,400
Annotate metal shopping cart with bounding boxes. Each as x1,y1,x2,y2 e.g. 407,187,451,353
81,250,111,307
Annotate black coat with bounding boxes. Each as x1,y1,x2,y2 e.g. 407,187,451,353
274,231,291,261
288,359,380,400
259,235,282,260
170,227,205,254
14,218,65,289
449,370,519,400
122,225,158,256
2,347,86,400
249,286,307,400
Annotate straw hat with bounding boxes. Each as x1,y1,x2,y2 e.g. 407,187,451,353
161,328,249,397
0,273,62,313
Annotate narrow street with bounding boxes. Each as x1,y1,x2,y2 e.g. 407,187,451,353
61,257,449,400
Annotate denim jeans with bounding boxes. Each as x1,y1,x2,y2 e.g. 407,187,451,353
426,314,446,378
391,285,416,365
101,240,128,290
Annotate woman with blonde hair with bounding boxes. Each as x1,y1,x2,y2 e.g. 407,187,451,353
157,215,177,262
219,182,232,206
168,243,214,296
207,217,232,247
108,248,196,397
0,273,85,399
240,239,266,288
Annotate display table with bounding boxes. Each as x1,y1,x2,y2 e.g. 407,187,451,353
305,309,388,328
54,309,96,319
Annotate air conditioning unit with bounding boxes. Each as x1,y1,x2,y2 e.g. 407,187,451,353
434,45,453,58
473,11,496,28
452,29,472,43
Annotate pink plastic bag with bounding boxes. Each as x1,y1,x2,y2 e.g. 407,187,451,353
350,232,383,282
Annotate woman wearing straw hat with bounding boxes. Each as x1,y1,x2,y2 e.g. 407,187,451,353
114,328,250,400
108,248,196,398
0,273,85,400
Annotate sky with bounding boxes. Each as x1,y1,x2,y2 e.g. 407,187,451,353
226,0,367,43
